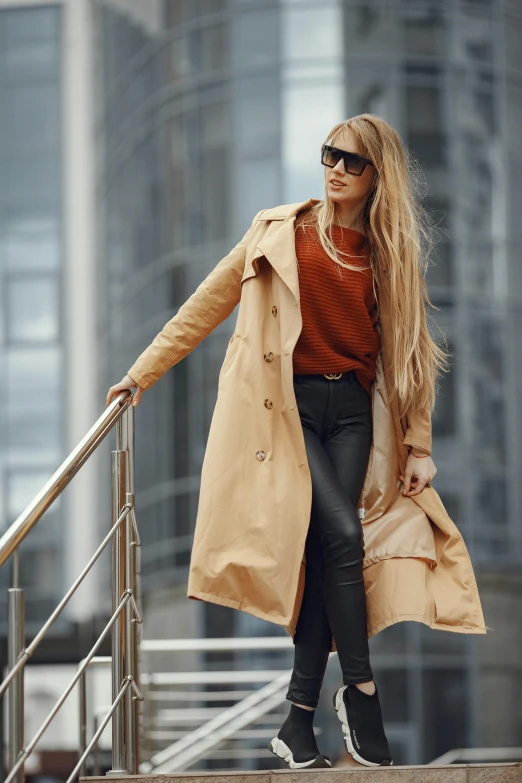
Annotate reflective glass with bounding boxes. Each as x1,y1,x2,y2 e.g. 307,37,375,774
5,41,59,80
4,211,60,270
238,158,279,230
7,154,60,204
283,7,342,61
458,7,493,63
343,4,394,55
236,76,279,153
7,277,58,342
403,8,447,57
432,360,456,437
7,470,62,524
473,379,506,463
233,10,279,68
283,84,344,202
1,82,59,156
4,6,59,40
422,669,468,762
6,347,62,462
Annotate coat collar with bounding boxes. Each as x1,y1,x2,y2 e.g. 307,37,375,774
254,198,321,304
259,198,321,222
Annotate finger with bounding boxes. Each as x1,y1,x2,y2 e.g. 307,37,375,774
106,387,117,407
413,477,427,494
403,470,412,495
107,384,125,407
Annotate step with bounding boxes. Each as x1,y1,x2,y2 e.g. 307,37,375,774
81,761,522,782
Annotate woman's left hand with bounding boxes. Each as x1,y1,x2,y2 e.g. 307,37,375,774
399,449,437,496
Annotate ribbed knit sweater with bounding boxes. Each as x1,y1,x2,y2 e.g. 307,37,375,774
292,221,381,396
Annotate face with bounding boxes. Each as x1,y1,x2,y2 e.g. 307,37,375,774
324,127,376,208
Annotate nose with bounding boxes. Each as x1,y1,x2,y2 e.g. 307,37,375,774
332,158,346,175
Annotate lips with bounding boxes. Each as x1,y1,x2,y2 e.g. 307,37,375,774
329,179,346,186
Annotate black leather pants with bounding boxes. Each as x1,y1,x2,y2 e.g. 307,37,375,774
285,370,374,709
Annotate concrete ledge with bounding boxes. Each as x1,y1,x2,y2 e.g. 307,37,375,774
81,761,522,783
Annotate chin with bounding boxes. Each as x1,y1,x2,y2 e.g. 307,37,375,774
327,192,349,205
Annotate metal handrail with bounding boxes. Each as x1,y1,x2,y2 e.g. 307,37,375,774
0,392,132,566
0,502,135,700
0,390,143,780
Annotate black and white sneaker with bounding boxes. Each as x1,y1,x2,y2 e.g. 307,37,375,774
267,736,332,769
333,684,393,767
268,703,332,769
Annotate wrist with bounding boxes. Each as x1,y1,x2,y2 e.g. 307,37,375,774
409,445,430,457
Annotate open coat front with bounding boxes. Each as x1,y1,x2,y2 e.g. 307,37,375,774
128,198,487,649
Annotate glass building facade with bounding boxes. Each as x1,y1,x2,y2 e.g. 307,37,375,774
95,0,522,766
0,4,66,633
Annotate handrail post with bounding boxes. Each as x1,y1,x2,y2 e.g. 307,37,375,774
107,421,130,777
8,549,25,783
124,404,139,773
78,671,87,778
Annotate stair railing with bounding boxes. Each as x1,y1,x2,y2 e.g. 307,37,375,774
0,390,143,782
138,637,326,773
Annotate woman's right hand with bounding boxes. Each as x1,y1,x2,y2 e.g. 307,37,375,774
106,374,144,408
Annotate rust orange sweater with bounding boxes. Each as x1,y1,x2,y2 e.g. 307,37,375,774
292,221,381,396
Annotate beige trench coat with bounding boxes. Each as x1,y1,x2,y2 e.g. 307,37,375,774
128,198,487,650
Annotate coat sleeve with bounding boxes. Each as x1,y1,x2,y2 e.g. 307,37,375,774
402,408,432,455
127,209,266,390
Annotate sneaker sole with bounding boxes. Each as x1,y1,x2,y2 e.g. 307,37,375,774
333,686,393,767
268,737,332,769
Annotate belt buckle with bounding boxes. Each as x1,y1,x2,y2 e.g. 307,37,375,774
324,373,343,380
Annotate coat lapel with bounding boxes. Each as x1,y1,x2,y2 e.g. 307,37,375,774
246,198,321,304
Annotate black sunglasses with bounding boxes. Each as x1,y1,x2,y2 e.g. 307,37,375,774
321,144,373,176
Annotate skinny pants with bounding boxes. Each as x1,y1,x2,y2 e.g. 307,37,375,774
285,370,374,709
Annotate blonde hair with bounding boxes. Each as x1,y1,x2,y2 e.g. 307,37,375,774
296,113,451,421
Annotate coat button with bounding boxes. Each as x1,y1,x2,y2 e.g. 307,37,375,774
264,352,274,362
264,399,273,409
256,450,266,461
272,306,278,316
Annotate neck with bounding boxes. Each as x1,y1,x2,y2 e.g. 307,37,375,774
333,203,366,233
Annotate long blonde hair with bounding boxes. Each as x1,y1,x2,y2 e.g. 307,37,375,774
297,113,451,421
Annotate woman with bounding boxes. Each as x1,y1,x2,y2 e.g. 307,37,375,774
107,115,487,770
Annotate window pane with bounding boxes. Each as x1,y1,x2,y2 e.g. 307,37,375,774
4,211,60,270
7,470,62,527
4,41,59,81
238,158,278,230
283,84,344,202
7,154,60,204
4,7,59,40
283,7,342,61
236,76,279,154
6,347,62,462
403,8,447,57
422,669,468,761
6,84,60,151
233,10,279,69
7,277,58,342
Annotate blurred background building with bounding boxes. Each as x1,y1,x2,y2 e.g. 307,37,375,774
1,0,521,773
